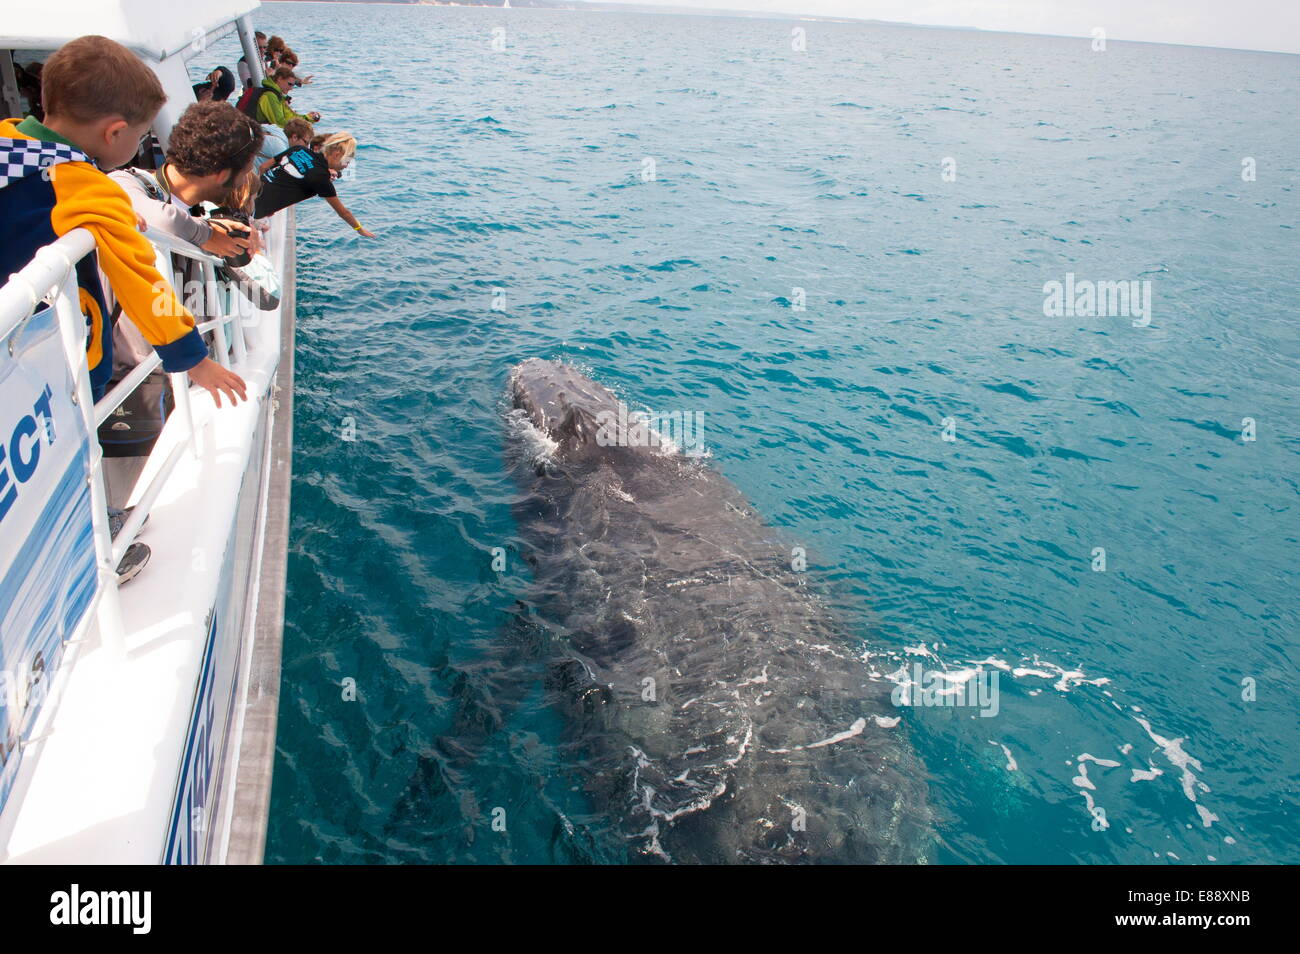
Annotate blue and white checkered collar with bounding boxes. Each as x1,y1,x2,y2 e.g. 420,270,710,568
0,137,97,190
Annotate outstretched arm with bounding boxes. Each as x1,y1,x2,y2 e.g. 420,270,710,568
324,195,375,237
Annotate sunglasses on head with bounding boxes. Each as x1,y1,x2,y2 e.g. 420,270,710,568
224,123,257,165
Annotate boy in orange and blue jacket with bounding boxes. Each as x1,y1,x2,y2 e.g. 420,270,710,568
0,35,245,406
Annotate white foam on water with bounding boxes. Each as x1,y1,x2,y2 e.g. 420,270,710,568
1134,716,1205,803
990,741,1018,771
1077,787,1108,828
770,717,867,753
1014,667,1056,680
624,404,711,460
888,651,1106,695
1005,657,1110,692
931,668,983,694
835,637,1233,857
722,719,754,768
504,407,558,463
1051,669,1110,692
1079,753,1122,768
628,733,743,850
807,717,867,748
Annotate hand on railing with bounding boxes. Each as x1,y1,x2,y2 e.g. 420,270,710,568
189,357,248,408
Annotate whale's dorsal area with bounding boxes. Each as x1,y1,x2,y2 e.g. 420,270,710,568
509,357,670,457
503,359,932,864
509,358,615,448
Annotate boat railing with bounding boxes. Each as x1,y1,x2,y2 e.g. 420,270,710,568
0,223,261,760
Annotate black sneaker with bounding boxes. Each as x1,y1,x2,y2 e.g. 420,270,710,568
116,542,150,585
107,506,148,540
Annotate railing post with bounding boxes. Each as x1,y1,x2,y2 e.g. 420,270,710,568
227,280,248,366
50,269,126,658
204,262,231,368
171,372,202,460
236,15,265,88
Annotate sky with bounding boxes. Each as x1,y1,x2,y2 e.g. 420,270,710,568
598,0,1300,55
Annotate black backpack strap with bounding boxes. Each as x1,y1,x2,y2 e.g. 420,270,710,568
123,166,166,202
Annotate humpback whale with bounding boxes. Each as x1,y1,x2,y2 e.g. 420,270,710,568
503,358,931,863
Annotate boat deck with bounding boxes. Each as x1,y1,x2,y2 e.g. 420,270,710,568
0,211,294,864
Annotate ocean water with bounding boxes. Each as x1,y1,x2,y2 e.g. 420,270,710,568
214,2,1296,863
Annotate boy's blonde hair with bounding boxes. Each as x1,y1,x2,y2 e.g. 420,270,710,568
283,117,314,142
321,132,356,162
42,35,166,126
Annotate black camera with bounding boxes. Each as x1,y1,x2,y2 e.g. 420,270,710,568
207,207,252,268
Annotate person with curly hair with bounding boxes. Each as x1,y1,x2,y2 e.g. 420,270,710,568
278,49,313,87
111,101,263,253
106,100,264,351
264,35,287,71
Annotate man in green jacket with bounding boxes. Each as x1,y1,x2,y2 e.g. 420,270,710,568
255,66,320,128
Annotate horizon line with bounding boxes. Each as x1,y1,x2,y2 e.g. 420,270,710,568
275,0,1300,57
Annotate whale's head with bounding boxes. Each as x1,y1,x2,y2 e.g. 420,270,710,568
507,358,667,458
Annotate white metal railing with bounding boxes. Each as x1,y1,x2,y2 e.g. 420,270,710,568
0,225,260,660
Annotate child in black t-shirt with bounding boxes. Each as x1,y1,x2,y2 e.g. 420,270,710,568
252,132,374,237
258,117,313,175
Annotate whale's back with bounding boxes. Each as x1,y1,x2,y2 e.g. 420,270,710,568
505,360,933,863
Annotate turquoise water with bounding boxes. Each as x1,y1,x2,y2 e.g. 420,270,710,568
228,3,1296,863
